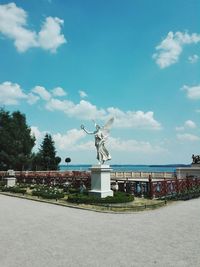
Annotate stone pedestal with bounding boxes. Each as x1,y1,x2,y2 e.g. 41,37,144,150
176,164,200,178
4,177,16,187
89,165,113,198
3,170,16,187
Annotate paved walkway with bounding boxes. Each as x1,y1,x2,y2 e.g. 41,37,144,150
0,195,200,267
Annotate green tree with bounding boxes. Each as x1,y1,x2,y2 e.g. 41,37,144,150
0,109,35,170
34,134,61,170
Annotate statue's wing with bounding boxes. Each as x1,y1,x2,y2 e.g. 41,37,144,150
92,119,97,127
102,117,114,137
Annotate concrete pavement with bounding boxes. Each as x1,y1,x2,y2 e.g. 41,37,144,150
0,194,200,267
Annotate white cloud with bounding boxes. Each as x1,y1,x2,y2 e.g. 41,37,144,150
184,120,196,129
51,128,165,155
182,84,200,100
0,80,161,131
44,88,161,129
0,3,37,52
32,86,51,101
107,137,166,154
54,131,166,155
176,120,197,131
51,87,66,97
38,17,66,53
27,93,40,105
177,133,200,142
79,90,88,98
32,126,93,153
31,126,45,140
0,81,27,105
153,31,200,68
107,107,161,130
71,100,106,120
188,54,199,63
31,126,48,151
175,126,184,132
74,141,94,151
53,129,86,150
46,98,107,120
46,98,161,129
46,98,71,111
0,3,66,53
29,85,66,103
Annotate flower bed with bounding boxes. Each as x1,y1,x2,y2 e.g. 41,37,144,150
32,186,64,199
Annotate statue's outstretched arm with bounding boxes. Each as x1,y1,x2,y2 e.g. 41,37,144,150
81,125,95,135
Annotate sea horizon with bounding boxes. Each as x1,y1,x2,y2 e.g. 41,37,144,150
59,164,191,172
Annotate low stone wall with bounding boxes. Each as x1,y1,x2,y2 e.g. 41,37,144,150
111,171,174,180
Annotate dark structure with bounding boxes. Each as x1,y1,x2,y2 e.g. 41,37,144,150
192,154,200,164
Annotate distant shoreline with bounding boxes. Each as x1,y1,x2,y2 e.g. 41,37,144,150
59,164,191,172
60,164,191,167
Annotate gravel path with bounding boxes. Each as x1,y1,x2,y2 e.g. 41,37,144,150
0,195,200,267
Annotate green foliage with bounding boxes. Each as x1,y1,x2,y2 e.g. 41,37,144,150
1,186,26,194
32,134,61,171
68,187,80,194
160,186,200,201
0,180,6,191
32,186,64,199
0,180,6,187
0,109,35,170
67,191,134,204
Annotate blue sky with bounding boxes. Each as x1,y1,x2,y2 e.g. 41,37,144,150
0,0,200,164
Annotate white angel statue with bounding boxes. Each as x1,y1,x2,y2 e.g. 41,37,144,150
81,117,114,164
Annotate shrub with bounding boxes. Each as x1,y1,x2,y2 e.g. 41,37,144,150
0,186,4,191
160,187,200,201
32,186,64,199
11,187,26,194
29,185,36,189
1,187,10,192
68,187,80,194
67,191,134,204
0,181,6,191
0,181,6,187
1,186,26,194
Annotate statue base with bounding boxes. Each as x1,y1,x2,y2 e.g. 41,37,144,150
89,165,113,198
3,177,16,187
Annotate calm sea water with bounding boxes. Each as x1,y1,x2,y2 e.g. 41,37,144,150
60,164,190,173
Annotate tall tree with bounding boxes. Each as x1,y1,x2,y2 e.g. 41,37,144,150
0,109,35,170
34,134,61,170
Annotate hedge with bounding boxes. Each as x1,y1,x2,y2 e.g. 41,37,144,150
1,186,26,194
67,191,134,204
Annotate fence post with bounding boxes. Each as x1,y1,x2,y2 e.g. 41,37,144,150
164,178,167,198
148,175,153,199
176,176,179,195
186,175,190,193
195,177,198,189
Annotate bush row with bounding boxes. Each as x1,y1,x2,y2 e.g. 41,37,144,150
67,191,134,204
1,186,26,194
160,188,200,201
